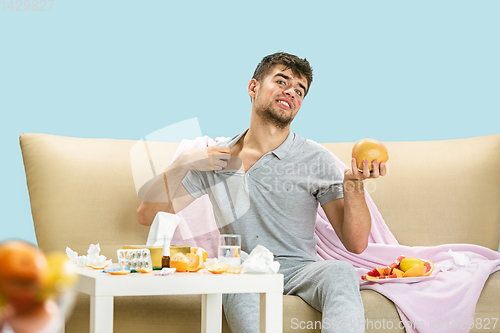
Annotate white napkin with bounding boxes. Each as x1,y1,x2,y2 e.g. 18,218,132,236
241,245,280,274
437,249,472,272
146,212,181,247
66,243,112,267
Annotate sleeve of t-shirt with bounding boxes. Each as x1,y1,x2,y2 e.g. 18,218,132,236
181,170,208,199
313,150,344,206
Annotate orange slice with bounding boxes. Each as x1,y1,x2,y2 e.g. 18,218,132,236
86,263,109,269
106,270,130,275
206,263,230,274
403,265,426,277
136,268,153,273
422,259,434,276
392,268,404,278
226,266,243,274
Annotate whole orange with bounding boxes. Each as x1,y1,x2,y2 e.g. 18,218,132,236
352,138,389,171
0,241,47,312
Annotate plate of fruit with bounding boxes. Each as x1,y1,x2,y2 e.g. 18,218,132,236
361,255,434,283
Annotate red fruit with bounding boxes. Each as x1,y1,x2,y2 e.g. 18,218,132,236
395,255,406,265
366,267,381,277
422,260,434,276
389,262,398,270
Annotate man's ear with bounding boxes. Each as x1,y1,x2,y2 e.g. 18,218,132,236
248,79,258,100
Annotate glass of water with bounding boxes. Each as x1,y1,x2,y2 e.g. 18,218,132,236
218,234,241,266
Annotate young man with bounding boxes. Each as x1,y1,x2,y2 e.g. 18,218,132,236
137,52,386,333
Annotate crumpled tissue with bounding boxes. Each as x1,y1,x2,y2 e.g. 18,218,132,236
437,249,472,272
66,243,112,267
241,245,280,274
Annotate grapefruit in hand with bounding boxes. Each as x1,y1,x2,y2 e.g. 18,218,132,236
352,138,389,171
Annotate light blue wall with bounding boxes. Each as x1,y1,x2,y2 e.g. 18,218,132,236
1,1,499,251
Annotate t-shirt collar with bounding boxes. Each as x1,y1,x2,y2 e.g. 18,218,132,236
224,129,294,160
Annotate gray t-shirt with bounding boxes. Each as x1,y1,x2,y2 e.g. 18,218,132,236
182,130,344,263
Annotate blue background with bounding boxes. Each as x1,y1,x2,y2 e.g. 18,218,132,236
1,1,499,251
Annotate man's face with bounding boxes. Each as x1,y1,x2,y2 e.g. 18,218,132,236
251,66,308,129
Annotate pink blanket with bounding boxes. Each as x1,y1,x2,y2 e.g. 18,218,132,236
170,136,500,333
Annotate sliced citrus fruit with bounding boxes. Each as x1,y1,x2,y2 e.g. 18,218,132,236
403,265,427,277
170,253,189,272
392,268,404,278
226,266,243,274
190,247,208,263
86,263,109,270
136,268,153,273
206,263,230,274
187,254,204,272
422,259,434,276
107,270,130,275
185,253,195,262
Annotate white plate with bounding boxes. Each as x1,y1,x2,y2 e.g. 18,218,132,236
361,276,436,284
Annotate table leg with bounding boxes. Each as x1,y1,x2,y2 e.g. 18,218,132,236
201,294,222,333
90,296,113,333
260,292,283,333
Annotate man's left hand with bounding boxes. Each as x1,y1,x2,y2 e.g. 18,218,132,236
344,158,387,181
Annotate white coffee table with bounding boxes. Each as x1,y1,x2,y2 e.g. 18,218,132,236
72,265,284,333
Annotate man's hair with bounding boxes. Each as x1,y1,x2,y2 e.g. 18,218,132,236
252,52,313,96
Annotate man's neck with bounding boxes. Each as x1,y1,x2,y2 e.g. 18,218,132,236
242,125,289,155
232,113,290,157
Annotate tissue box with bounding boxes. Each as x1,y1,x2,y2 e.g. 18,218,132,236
123,245,190,269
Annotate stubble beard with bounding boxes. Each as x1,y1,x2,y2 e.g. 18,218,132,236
256,98,294,130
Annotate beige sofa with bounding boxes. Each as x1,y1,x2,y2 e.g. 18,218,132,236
20,133,500,333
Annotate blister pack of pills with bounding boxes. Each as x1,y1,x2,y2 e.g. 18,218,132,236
117,249,153,270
